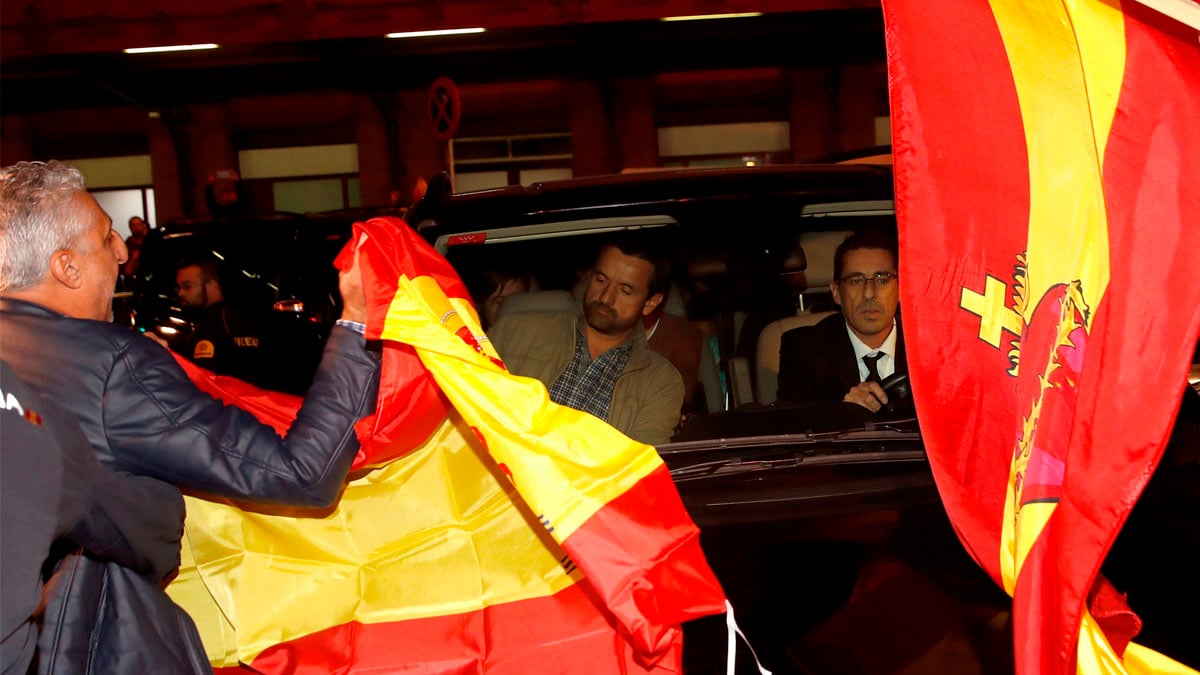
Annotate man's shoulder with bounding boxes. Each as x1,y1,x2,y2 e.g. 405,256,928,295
1,299,141,349
642,348,684,382
499,308,574,325
491,309,574,337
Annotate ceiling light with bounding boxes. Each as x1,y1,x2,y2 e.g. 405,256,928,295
660,12,763,22
123,43,219,54
386,27,486,39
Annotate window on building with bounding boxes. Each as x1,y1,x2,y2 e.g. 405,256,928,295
238,144,361,213
657,121,791,167
452,132,573,192
67,155,156,237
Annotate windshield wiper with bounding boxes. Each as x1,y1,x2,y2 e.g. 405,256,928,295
668,449,927,482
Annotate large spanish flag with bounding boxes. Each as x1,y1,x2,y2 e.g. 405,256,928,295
884,0,1200,673
166,217,726,672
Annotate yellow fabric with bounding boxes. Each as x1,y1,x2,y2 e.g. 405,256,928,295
951,5,1195,674
168,266,669,666
380,275,664,541
1076,610,1198,675
167,414,581,667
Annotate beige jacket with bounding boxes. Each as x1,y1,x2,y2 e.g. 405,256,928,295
488,310,684,446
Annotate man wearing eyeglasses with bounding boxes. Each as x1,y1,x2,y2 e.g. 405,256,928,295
776,229,907,412
175,256,264,384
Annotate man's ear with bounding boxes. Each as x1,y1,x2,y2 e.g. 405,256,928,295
641,292,664,317
48,249,84,290
830,280,843,308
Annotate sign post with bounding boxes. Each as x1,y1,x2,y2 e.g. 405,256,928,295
428,77,462,192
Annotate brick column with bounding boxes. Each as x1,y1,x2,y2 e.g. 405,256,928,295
355,94,392,208
834,64,886,154
613,77,657,170
148,113,184,225
186,104,237,217
570,79,613,177
788,68,837,162
395,89,447,202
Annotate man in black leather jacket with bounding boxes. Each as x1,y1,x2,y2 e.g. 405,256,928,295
0,160,381,672
1,360,185,675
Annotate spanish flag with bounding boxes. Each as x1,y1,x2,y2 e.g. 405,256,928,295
166,217,726,672
884,0,1200,673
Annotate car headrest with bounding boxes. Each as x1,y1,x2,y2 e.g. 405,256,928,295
755,310,839,404
794,231,854,290
494,289,578,321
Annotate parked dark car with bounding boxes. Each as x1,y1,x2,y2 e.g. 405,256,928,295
407,165,1016,673
124,166,1194,673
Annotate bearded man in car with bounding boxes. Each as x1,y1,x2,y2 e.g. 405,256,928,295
488,232,684,445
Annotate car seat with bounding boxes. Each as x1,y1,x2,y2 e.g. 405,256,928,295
755,310,839,404
752,230,852,405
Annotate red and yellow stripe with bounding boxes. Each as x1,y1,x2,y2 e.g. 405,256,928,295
167,218,725,672
885,0,1200,673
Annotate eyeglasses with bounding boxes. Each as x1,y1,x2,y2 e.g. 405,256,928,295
175,281,199,292
837,272,898,289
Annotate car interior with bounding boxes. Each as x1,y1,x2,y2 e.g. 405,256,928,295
435,202,895,437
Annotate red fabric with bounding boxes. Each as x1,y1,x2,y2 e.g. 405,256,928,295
177,357,301,435
885,0,1029,579
561,464,726,659
346,218,725,660
884,1,1200,673
176,341,446,471
212,583,681,674
184,217,723,671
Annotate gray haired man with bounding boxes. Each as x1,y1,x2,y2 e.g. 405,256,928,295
0,160,381,671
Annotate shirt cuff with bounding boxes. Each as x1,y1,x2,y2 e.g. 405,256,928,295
335,319,367,335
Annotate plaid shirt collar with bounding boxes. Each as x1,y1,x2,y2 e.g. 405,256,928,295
547,316,634,422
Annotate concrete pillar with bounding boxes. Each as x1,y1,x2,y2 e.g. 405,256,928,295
569,80,613,178
834,64,885,154
148,114,184,225
1,115,36,165
613,78,658,170
395,89,446,202
788,68,837,162
186,104,237,217
355,94,392,207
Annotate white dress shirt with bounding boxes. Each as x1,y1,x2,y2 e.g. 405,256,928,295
845,319,898,382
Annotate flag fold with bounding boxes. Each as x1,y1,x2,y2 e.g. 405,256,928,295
167,217,725,672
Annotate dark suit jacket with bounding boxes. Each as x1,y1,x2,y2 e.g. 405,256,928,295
776,313,907,404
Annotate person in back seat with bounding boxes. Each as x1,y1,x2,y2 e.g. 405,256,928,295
644,298,703,414
464,264,533,331
489,233,684,445
776,229,907,412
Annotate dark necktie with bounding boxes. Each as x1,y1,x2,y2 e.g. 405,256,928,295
863,352,884,384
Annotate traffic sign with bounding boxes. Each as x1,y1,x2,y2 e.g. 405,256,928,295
428,77,462,142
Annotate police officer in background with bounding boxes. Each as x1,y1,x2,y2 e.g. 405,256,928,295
175,256,264,383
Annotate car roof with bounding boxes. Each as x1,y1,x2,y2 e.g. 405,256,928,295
410,163,895,234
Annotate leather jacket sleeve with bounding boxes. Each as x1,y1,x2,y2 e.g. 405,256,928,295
100,326,380,508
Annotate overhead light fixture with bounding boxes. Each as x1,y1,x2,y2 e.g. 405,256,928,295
661,12,763,22
386,27,486,39
123,43,219,54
